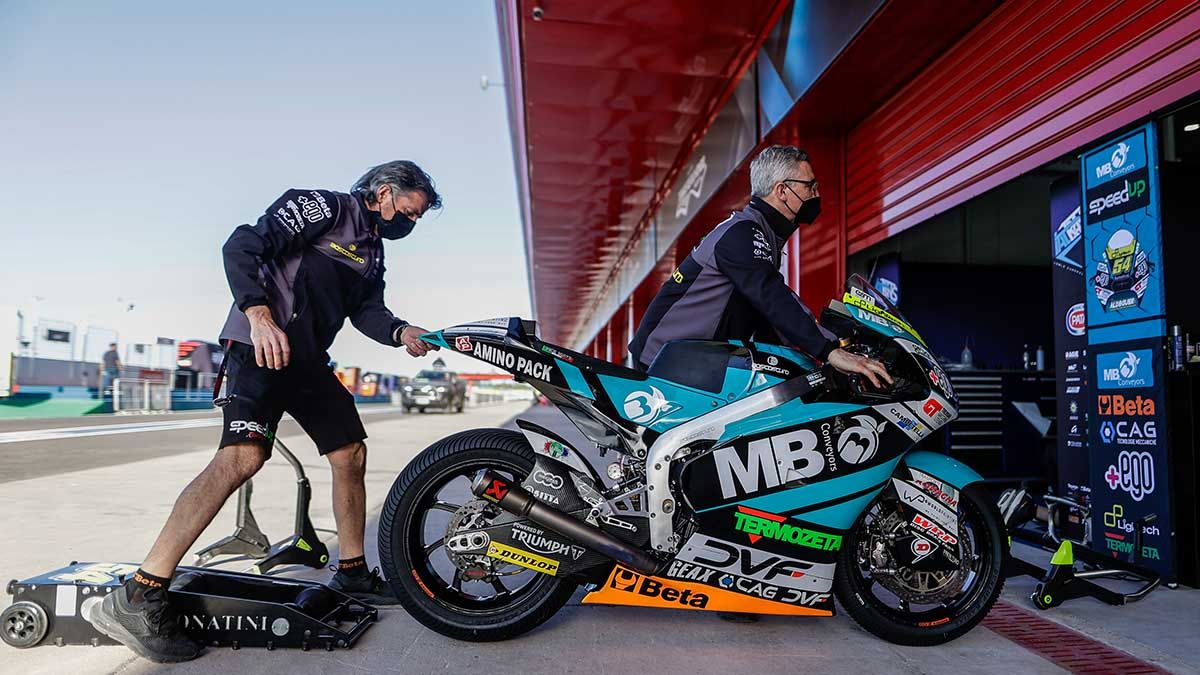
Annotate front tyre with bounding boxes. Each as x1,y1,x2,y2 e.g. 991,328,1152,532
377,429,577,641
833,484,1006,646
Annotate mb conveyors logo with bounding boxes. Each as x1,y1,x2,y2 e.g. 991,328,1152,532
1098,349,1153,389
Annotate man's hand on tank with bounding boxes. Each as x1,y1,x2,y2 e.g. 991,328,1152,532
400,325,439,358
827,348,892,389
246,305,290,370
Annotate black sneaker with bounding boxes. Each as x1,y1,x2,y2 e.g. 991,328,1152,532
328,567,399,605
90,586,202,662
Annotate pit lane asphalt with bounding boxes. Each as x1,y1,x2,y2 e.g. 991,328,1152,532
0,406,405,483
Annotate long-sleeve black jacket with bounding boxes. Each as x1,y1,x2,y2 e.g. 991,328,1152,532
629,197,837,368
218,189,407,361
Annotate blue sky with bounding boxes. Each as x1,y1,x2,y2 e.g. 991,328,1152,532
0,1,529,375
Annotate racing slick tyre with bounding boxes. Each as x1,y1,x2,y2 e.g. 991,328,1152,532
378,428,577,641
833,484,1006,646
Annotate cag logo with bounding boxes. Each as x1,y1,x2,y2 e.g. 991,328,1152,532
623,386,681,426
1104,450,1155,501
1099,419,1156,446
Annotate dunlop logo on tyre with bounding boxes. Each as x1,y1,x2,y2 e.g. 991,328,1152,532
486,541,559,576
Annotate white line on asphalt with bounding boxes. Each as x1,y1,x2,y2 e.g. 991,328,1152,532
0,406,404,444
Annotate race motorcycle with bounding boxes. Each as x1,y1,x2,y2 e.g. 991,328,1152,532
377,275,1005,645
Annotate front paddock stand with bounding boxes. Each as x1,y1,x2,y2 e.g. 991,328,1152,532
999,488,1161,609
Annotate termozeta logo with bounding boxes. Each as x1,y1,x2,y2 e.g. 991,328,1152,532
1098,349,1153,389
732,505,842,551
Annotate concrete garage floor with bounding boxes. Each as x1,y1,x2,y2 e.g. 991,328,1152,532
1,402,1196,674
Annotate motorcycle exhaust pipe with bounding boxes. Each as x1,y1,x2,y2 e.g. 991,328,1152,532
471,470,661,575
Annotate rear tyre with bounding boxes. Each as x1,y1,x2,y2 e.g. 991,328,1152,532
833,484,1005,646
378,428,577,641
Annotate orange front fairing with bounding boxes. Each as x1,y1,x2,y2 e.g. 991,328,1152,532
582,566,833,617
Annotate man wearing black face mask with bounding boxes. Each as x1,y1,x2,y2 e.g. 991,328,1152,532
630,145,890,388
91,161,441,663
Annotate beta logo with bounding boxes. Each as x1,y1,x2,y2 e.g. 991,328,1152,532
1104,450,1155,501
609,569,709,608
622,386,682,426
1066,303,1086,336
1097,394,1156,416
1098,350,1153,389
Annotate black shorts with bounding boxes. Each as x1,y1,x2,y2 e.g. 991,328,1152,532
218,342,366,456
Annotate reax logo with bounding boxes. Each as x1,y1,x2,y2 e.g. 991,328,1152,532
1098,349,1153,390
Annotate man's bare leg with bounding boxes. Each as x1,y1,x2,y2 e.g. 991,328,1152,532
140,443,268,577
327,441,367,560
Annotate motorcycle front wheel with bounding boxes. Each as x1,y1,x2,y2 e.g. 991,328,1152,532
378,428,577,641
833,483,1006,645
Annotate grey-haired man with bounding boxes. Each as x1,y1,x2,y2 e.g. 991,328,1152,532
93,161,441,662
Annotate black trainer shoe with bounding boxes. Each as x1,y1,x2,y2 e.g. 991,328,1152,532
328,567,399,605
89,586,202,662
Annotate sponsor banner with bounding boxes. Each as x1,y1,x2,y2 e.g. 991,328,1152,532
1085,334,1173,581
1049,174,1090,529
1083,123,1165,334
582,565,832,616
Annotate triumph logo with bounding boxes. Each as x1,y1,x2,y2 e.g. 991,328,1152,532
511,523,585,560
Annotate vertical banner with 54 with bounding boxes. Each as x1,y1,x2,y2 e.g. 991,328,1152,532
1082,122,1173,581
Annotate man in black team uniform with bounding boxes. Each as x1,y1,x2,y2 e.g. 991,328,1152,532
92,161,442,662
630,144,890,387
630,146,891,624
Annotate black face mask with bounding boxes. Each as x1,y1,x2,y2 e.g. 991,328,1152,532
377,211,416,240
366,193,416,240
784,186,821,225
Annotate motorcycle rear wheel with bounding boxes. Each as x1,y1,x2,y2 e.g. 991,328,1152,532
833,483,1006,645
378,428,577,641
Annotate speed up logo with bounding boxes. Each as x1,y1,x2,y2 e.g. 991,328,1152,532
486,541,559,576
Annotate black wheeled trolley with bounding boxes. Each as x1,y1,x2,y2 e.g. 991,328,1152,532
2,562,376,651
